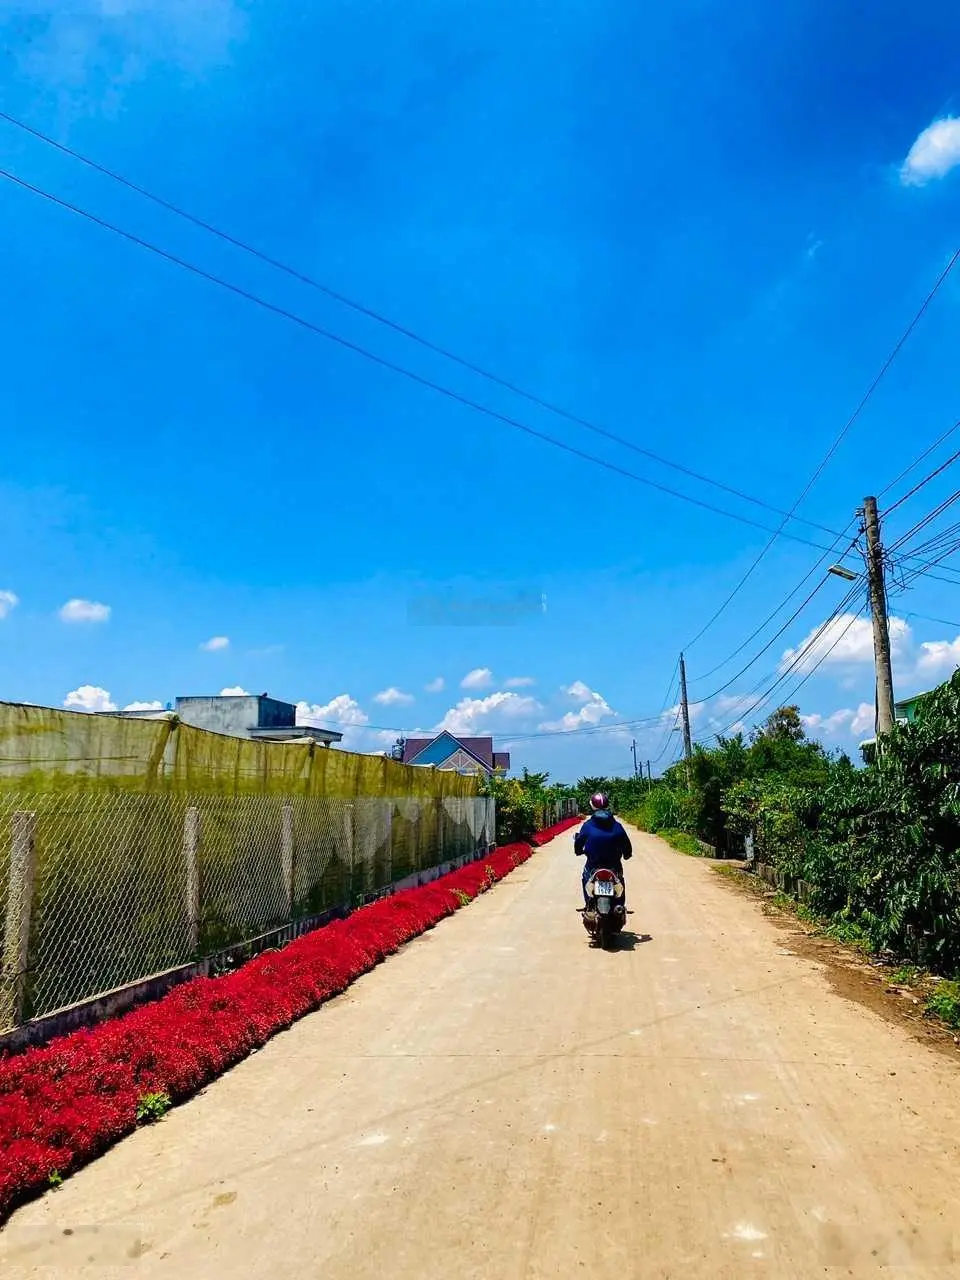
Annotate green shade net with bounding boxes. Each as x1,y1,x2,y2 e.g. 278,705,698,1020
0,704,484,1027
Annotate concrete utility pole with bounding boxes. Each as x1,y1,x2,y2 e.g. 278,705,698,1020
631,739,639,780
646,760,652,787
679,653,694,786
863,496,896,737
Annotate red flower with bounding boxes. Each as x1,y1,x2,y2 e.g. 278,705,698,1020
0,827,555,1220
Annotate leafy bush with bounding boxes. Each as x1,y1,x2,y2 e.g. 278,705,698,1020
136,1091,172,1123
714,678,960,973
479,769,575,844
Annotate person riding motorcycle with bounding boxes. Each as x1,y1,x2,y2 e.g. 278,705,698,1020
575,792,632,907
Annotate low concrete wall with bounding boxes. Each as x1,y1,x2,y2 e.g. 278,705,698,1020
755,861,815,904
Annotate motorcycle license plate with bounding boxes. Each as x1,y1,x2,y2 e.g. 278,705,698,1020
595,880,615,897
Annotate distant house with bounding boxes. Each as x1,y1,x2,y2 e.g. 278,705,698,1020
401,731,510,777
858,687,938,762
113,693,343,747
893,690,934,724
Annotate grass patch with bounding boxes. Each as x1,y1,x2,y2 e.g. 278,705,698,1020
926,980,960,1028
820,917,872,953
657,829,710,857
892,964,925,988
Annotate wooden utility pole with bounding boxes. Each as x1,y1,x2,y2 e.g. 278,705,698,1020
679,653,694,786
863,496,895,737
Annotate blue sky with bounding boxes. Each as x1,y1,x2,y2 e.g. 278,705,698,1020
2,0,960,781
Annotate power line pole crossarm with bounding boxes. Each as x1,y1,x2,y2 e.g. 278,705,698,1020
863,496,896,737
679,653,694,787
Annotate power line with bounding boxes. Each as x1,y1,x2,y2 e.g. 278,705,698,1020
879,418,960,498
495,662,684,745
705,599,867,744
741,600,870,739
0,164,852,556
899,537,960,592
698,580,866,741
693,538,864,703
691,415,960,689
0,110,857,544
884,443,960,517
691,527,861,685
890,487,960,555
682,246,960,652
651,706,682,765
496,711,671,744
647,665,682,764
906,609,960,630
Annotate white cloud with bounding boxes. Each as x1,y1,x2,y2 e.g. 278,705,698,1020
0,590,19,619
438,691,541,735
219,686,250,697
712,693,756,721
297,693,373,751
851,703,874,736
540,683,616,732
781,613,911,674
901,117,960,186
563,680,595,704
504,676,535,688
64,685,117,713
123,700,164,711
374,687,414,706
461,667,493,690
59,598,111,624
915,636,960,681
200,636,230,652
425,677,445,693
297,694,369,729
801,707,853,735
800,702,874,740
666,699,706,727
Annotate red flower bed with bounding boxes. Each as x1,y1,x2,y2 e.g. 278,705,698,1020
529,814,583,846
0,840,535,1221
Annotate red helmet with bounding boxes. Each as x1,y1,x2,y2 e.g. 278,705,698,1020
589,792,610,812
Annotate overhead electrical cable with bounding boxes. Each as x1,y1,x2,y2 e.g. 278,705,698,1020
682,246,960,652
0,165,857,555
0,110,852,544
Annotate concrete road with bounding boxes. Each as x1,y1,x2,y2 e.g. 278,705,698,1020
3,827,960,1278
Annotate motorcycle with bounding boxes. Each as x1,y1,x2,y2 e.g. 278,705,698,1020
581,867,626,950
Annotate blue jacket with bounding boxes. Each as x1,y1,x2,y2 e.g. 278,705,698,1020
574,813,632,872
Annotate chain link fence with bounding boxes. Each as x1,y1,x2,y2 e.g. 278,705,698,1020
0,790,495,1032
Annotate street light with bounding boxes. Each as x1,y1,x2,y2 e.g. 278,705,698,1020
828,564,858,581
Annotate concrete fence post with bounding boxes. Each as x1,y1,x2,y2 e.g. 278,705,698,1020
1,811,38,1029
281,803,295,917
183,805,201,953
344,803,355,906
